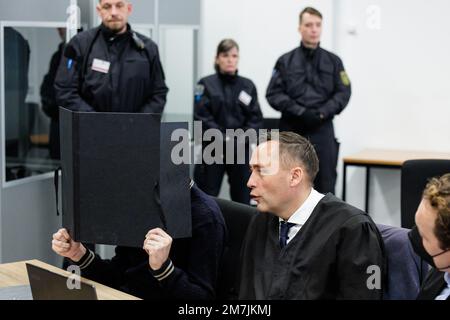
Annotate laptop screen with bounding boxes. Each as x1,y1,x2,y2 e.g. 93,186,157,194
26,263,98,300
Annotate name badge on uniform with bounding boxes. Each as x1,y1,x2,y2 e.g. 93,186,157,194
92,58,111,74
238,90,252,106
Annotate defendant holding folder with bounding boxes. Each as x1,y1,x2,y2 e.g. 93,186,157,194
52,181,226,300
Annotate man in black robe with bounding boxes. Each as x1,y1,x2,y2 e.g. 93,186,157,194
238,132,385,299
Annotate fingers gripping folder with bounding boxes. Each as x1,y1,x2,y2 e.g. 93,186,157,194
58,108,191,247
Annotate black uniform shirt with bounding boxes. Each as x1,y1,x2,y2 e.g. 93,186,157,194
194,72,263,133
55,24,168,114
266,43,351,121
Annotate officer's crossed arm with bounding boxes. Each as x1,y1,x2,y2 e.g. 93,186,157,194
317,59,352,120
54,42,96,112
266,60,307,117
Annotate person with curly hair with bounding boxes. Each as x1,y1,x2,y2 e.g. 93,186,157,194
409,173,450,300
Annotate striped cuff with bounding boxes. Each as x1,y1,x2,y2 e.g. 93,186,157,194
150,259,174,281
74,248,95,270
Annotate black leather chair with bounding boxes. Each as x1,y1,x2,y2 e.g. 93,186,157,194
401,159,450,228
214,197,257,300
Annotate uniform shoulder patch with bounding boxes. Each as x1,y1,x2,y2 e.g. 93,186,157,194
271,68,279,78
340,71,351,86
194,84,205,102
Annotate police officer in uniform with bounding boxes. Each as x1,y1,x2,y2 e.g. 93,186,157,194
55,0,168,114
194,39,263,204
266,7,351,194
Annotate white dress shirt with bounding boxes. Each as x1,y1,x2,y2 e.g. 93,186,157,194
279,189,325,245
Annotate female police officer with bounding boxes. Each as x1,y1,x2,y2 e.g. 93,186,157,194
194,39,263,204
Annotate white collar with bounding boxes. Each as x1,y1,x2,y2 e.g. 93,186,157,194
279,189,325,226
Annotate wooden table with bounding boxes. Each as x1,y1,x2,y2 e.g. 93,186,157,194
342,149,450,212
0,259,140,300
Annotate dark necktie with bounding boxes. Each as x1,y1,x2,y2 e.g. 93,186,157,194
279,221,296,249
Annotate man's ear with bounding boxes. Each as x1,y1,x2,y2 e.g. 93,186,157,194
290,166,304,187
128,3,133,14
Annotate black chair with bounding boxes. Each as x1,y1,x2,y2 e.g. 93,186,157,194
214,197,257,300
401,159,450,228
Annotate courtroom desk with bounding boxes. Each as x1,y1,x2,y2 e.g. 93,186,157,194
342,149,450,213
0,259,140,300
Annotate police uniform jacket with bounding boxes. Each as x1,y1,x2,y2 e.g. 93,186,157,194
55,24,168,113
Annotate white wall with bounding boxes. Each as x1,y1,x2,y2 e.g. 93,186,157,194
335,0,450,226
160,26,196,123
201,0,450,226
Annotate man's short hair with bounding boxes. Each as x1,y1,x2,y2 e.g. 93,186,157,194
423,173,450,249
264,131,319,185
299,7,323,24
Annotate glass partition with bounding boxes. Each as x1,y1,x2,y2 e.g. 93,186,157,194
2,24,66,183
159,25,198,135
131,24,154,38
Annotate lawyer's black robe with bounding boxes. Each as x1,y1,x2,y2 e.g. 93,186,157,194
238,194,386,300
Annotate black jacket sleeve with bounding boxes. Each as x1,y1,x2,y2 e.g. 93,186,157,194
266,59,307,117
139,44,169,114
54,39,96,112
318,58,351,120
73,246,143,289
193,80,221,131
152,219,227,300
40,43,64,119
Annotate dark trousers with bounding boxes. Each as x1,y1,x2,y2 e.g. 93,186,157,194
194,163,251,205
280,118,339,195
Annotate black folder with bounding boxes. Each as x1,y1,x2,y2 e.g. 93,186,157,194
60,108,191,247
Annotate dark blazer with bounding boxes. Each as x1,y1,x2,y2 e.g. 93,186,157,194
417,269,448,300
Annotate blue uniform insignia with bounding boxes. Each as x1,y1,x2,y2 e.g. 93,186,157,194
67,59,74,70
272,68,278,78
194,84,205,102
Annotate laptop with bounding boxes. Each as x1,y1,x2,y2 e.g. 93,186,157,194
25,263,98,300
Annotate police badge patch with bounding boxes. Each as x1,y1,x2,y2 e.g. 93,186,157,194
194,84,205,102
340,71,351,86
